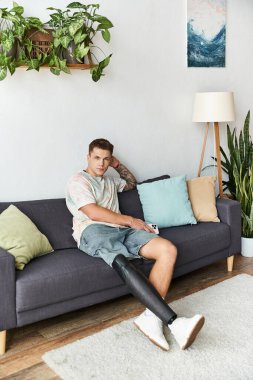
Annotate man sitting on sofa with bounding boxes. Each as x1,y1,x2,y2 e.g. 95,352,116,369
66,138,205,351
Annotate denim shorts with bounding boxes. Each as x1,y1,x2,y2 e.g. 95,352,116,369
79,224,158,267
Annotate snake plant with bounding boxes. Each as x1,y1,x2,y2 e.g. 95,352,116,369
220,111,253,197
234,160,253,238
221,111,253,237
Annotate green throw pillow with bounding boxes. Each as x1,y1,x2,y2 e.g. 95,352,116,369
0,205,53,270
137,176,197,228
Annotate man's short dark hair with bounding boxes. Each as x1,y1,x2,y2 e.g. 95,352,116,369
89,138,114,155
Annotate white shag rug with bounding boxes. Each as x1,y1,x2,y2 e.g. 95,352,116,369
43,274,253,380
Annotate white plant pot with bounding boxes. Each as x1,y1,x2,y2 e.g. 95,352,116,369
241,237,253,257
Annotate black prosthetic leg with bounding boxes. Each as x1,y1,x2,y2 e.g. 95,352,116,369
112,254,177,325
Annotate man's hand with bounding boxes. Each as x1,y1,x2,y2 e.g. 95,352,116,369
129,218,155,233
110,156,120,169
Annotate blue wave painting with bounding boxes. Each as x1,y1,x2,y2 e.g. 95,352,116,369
188,21,225,67
187,0,226,67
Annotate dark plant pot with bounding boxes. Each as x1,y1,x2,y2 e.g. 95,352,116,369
62,41,84,64
0,39,19,59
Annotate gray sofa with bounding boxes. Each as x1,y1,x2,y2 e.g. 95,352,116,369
0,177,241,354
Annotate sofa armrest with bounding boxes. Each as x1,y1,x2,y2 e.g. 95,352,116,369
0,248,17,330
216,198,241,256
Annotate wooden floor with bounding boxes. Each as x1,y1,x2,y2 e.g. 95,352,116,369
0,255,252,379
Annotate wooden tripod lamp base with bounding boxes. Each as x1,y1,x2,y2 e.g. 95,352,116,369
197,122,210,177
198,121,224,197
193,91,236,199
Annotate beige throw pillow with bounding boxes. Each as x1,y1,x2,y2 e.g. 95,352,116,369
187,176,220,222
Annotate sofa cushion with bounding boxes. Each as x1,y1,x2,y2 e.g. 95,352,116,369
0,199,76,250
159,222,230,266
137,176,196,228
15,248,152,312
0,205,53,270
118,175,170,219
187,176,220,222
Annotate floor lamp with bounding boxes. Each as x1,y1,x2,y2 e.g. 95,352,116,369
192,92,235,198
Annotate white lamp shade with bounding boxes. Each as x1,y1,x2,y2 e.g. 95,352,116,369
192,92,235,122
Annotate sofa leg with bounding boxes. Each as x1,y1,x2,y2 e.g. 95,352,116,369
227,255,234,272
0,330,6,355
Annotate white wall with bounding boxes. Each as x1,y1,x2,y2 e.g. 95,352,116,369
0,0,252,201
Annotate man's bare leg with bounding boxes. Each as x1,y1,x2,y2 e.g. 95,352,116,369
139,237,204,350
131,237,177,350
139,237,177,298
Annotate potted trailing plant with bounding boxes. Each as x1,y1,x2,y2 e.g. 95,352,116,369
0,2,50,79
46,2,113,81
18,19,51,71
0,2,24,80
220,111,253,256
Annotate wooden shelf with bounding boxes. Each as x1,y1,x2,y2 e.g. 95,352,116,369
19,63,94,70
63,63,94,70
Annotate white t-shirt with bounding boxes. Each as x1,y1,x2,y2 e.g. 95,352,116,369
66,171,126,246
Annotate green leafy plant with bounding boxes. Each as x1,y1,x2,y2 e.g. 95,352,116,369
0,2,112,81
18,18,48,71
0,2,47,79
220,111,253,197
46,2,113,80
0,2,24,80
234,158,253,238
220,111,253,237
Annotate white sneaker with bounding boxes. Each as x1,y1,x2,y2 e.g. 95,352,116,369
169,314,205,350
134,311,169,351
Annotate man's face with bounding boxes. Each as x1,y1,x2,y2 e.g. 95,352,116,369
87,147,112,177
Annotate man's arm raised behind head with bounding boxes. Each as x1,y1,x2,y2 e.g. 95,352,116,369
110,156,137,191
115,163,137,191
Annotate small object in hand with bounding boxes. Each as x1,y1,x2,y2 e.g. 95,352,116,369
147,223,159,234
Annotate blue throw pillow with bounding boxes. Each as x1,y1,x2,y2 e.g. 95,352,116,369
137,176,197,228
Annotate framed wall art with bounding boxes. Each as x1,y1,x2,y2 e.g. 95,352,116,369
187,0,226,67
